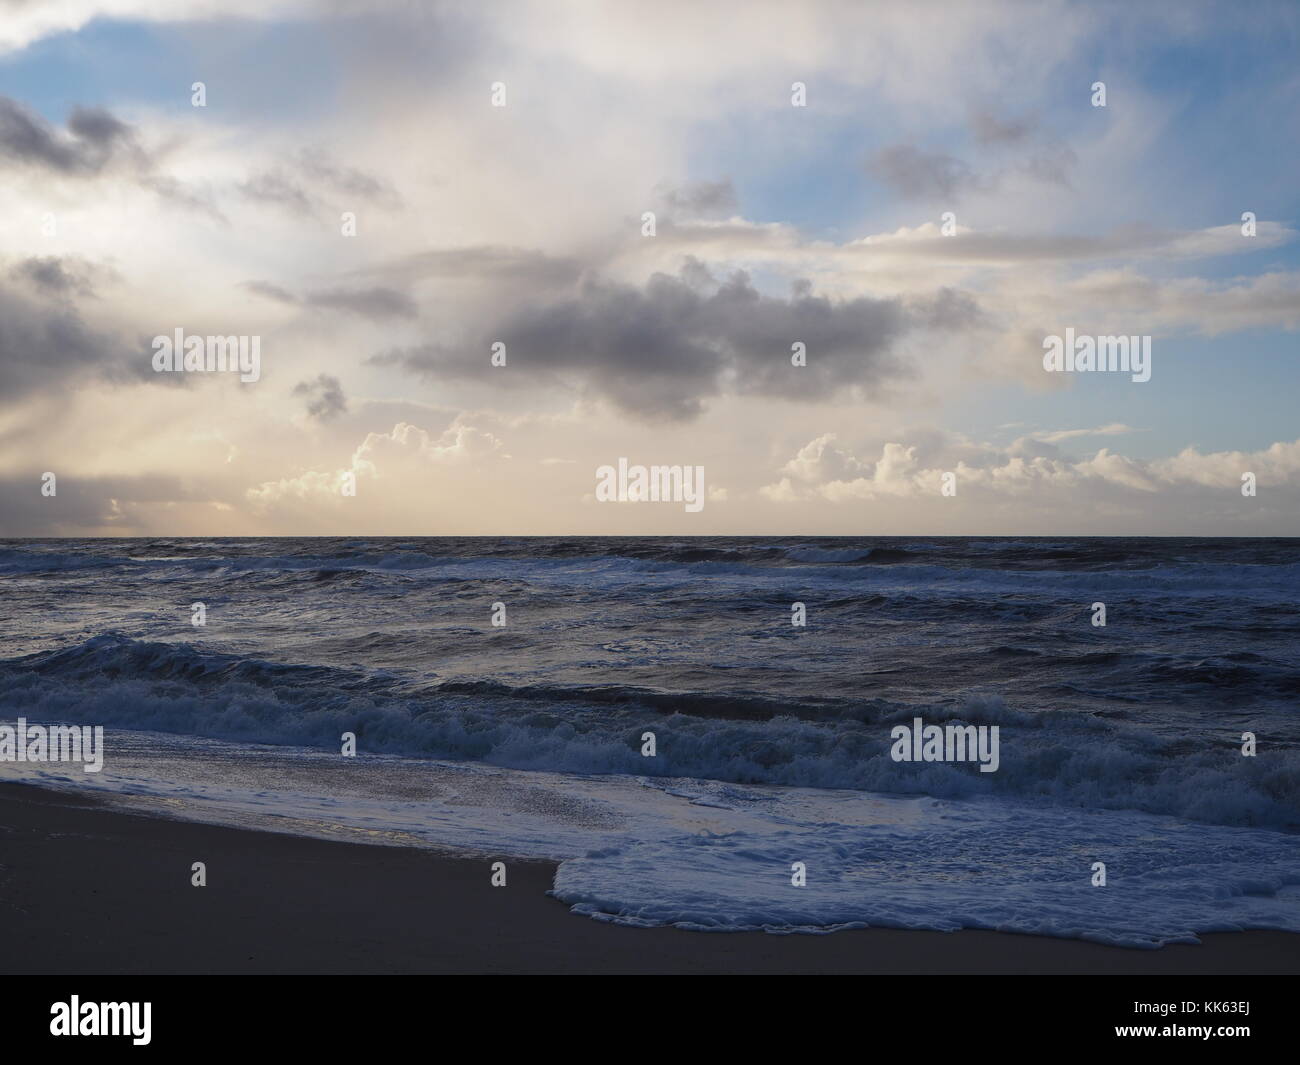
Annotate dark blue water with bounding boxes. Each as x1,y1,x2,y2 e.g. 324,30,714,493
2,536,1298,827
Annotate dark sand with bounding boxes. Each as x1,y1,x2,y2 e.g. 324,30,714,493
2,782,1296,975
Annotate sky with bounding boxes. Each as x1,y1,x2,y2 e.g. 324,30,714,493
0,0,1297,537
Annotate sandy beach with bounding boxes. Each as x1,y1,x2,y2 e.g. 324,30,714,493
3,781,1295,976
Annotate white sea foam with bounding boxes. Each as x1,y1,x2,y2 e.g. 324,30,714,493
5,731,1299,948
3,639,1296,829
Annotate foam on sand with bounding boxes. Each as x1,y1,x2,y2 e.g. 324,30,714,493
7,730,1298,949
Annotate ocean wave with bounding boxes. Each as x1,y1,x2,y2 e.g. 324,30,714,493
6,538,1299,609
552,795,1300,944
7,534,1297,570
3,635,1296,830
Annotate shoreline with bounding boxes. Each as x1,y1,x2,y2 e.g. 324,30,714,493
3,781,1297,974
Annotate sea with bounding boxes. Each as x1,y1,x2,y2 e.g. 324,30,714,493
2,535,1298,947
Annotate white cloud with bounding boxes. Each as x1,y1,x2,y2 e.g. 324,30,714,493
247,419,508,508
0,0,309,54
763,433,1300,507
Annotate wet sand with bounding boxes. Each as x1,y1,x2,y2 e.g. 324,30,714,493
3,782,1296,975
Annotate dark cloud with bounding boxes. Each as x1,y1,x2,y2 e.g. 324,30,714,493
966,107,1077,187
0,97,141,175
0,96,220,217
142,173,227,222
243,280,417,320
8,256,105,299
308,286,416,319
66,106,132,147
292,374,348,420
296,147,401,206
0,271,144,406
370,262,978,421
239,148,401,217
238,170,316,215
868,144,982,200
870,130,1077,200
969,108,1035,145
0,473,197,536
241,280,298,304
1020,145,1078,187
658,179,738,219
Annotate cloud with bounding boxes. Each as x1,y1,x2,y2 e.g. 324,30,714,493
1019,144,1078,188
1153,439,1300,488
349,246,583,289
292,374,347,420
8,256,108,299
0,95,221,217
238,170,315,216
307,286,417,320
1062,269,1300,336
246,419,508,508
657,178,738,219
294,146,401,207
867,130,1078,201
352,420,508,471
0,0,306,55
1003,424,1144,460
0,97,141,175
241,280,297,304
867,144,983,200
1025,423,1140,444
775,433,867,484
0,0,1294,538
968,108,1035,145
243,280,418,320
762,439,926,503
762,432,1300,506
0,471,199,535
238,148,400,218
371,262,978,421
650,217,1295,271
965,108,1076,186
0,268,139,405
